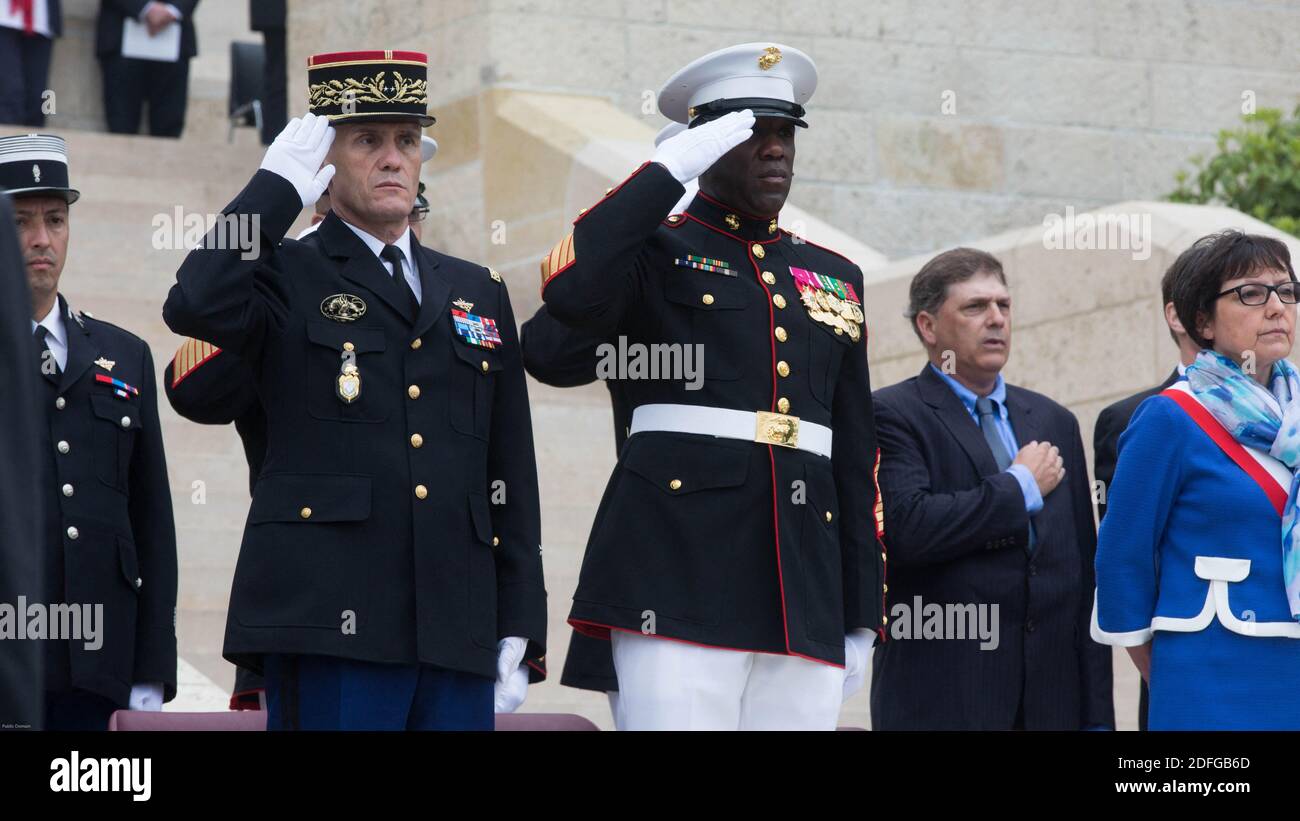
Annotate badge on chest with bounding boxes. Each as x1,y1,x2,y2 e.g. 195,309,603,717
451,306,502,350
791,266,864,341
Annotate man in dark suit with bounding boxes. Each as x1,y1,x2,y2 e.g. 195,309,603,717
3,133,178,730
249,0,285,145
163,51,546,730
96,0,199,137
0,193,45,730
871,247,1113,730
0,0,62,126
1092,257,1200,730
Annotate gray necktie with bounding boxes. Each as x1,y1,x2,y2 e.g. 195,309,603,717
977,395,1037,553
975,396,1012,471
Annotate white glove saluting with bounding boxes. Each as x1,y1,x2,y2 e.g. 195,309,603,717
651,109,756,184
842,629,876,702
493,636,530,714
259,112,337,209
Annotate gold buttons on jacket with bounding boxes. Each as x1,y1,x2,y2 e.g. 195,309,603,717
773,294,786,309
777,397,790,414
762,271,776,285
605,187,613,195
481,360,490,373
752,244,766,259
702,294,714,305
669,479,682,491
410,338,422,350
410,433,424,448
776,361,790,377
408,385,420,399
492,536,500,547
415,485,428,499
667,215,681,223
62,484,74,497
300,507,312,519
343,342,354,352
774,326,787,342
56,440,69,454
825,511,833,523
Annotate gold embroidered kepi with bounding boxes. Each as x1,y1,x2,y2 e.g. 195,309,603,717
306,50,434,126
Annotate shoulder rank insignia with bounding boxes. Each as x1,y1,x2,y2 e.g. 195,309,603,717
675,254,735,277
452,308,502,350
94,356,115,372
453,298,474,312
95,373,139,399
171,338,221,388
489,268,503,283
320,293,367,323
791,266,865,341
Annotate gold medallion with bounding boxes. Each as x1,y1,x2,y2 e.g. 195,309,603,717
337,363,361,403
725,214,741,230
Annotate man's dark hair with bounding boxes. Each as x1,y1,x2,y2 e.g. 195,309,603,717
1170,230,1295,350
905,247,1007,342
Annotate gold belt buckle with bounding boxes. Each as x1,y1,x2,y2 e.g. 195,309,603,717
755,410,800,449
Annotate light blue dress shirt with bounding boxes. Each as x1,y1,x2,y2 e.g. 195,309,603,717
928,362,1043,515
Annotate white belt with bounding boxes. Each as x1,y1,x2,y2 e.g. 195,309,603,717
628,403,833,459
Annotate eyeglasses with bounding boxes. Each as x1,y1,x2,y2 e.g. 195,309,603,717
408,207,429,224
1216,281,1300,306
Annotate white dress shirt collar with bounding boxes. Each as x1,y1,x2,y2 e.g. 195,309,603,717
31,295,68,371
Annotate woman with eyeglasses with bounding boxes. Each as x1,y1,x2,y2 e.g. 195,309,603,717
1093,229,1300,729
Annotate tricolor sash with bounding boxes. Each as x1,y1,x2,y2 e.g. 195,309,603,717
1161,382,1288,516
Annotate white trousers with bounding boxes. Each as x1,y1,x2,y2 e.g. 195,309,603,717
610,630,843,730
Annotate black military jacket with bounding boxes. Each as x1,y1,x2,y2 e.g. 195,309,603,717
541,161,887,665
35,296,177,706
520,305,625,692
162,170,547,681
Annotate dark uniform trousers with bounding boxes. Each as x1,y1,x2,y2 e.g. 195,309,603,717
162,170,548,730
35,296,178,730
540,161,887,667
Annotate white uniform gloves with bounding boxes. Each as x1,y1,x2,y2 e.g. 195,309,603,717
651,109,756,184
842,629,877,702
259,112,337,209
493,636,531,714
128,681,164,712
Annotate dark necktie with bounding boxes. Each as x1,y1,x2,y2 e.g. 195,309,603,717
381,244,419,320
34,325,59,383
975,396,1012,470
977,395,1037,553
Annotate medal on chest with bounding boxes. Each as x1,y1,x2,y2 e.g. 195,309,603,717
791,266,865,341
336,348,361,403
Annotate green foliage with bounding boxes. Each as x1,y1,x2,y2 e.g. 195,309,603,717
1168,105,1300,237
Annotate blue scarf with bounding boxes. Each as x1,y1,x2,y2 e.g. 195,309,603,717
1186,349,1300,619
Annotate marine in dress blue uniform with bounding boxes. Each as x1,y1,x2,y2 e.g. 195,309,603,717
540,44,886,729
2,133,178,730
162,51,546,730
